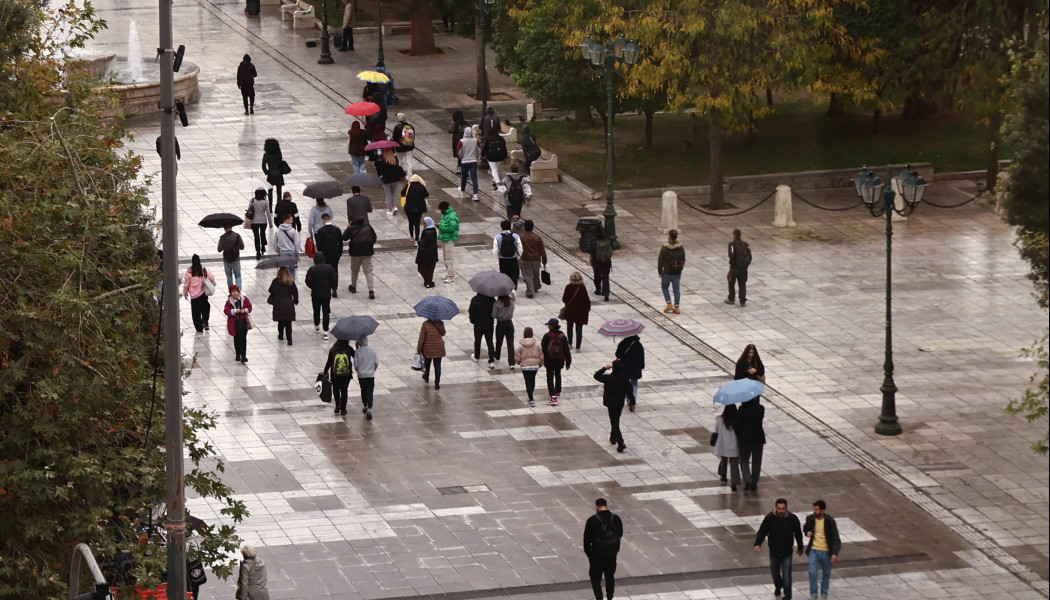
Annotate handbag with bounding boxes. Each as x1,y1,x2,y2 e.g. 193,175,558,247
540,269,551,286
280,160,292,174
411,352,425,371
400,181,411,207
305,237,316,258
246,314,255,330
709,432,718,446
315,372,332,403
187,557,207,586
202,275,216,297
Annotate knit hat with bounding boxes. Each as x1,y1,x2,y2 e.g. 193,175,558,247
228,284,240,293
397,112,407,122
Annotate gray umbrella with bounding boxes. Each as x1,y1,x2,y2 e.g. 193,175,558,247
255,255,298,269
331,315,380,341
342,172,383,187
303,181,344,199
468,270,515,298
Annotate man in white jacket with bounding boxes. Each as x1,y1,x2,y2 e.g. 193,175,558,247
355,336,380,420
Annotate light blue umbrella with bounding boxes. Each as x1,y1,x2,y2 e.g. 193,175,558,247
413,295,460,321
713,379,765,405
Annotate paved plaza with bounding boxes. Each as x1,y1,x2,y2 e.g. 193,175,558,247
88,0,1048,598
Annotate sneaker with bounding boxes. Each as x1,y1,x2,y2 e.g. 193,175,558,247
363,407,368,413
349,285,357,294
616,442,626,453
392,207,398,215
386,210,393,215
549,397,558,406
629,404,636,412
203,325,209,331
434,382,440,390
472,194,479,202
509,365,516,370
366,409,372,420
315,326,321,332
724,297,734,305
368,290,375,299
528,400,535,407
444,277,455,283
332,290,338,298
488,361,495,369
740,301,746,307
323,333,329,340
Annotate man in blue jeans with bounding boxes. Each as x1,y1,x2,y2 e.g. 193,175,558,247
803,500,841,600
657,229,685,314
754,498,804,599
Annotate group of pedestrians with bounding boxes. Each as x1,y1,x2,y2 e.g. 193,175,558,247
713,344,768,491
754,498,842,600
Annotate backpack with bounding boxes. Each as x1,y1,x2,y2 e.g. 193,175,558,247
547,332,565,362
499,232,517,259
507,176,525,204
333,351,352,377
523,139,541,161
486,137,508,162
399,122,415,149
735,241,752,269
595,515,620,553
594,238,613,263
666,246,686,274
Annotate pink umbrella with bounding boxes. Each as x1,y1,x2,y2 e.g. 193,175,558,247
345,101,380,117
364,140,401,151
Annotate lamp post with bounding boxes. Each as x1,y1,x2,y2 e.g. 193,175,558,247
579,35,640,250
476,0,495,115
376,0,384,64
318,0,334,64
850,164,928,436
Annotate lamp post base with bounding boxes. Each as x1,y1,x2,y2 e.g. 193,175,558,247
875,418,902,436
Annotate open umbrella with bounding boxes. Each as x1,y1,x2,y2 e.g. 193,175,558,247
364,140,400,151
302,181,344,199
356,70,390,83
597,318,645,337
468,271,515,298
237,176,268,194
413,296,460,321
342,172,383,187
345,101,380,117
331,315,380,341
255,255,298,270
713,379,765,405
198,213,244,229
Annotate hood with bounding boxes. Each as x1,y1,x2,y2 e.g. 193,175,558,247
521,124,531,135
662,241,683,250
621,334,640,345
462,128,474,140
357,335,370,347
423,216,435,229
278,222,295,231
314,251,327,265
519,337,538,348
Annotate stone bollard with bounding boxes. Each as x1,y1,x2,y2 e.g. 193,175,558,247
661,190,679,232
526,102,541,122
772,184,796,228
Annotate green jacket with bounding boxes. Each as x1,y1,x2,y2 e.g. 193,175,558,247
438,207,460,242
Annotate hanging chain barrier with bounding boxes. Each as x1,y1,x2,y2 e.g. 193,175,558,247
921,189,986,209
681,189,775,217
791,190,863,212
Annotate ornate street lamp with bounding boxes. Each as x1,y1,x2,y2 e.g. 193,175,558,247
850,164,928,436
318,0,334,64
477,0,496,115
579,34,641,250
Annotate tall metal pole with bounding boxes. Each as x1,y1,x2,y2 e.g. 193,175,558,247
875,183,902,436
158,0,187,596
376,0,384,63
603,53,619,249
478,0,489,116
319,0,334,64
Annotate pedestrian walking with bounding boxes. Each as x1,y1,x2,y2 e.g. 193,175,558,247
725,228,752,307
341,216,377,298
274,191,301,231
217,224,245,289
614,334,644,411
493,220,523,288
518,220,547,298
713,404,741,491
223,285,253,364
314,214,344,297
347,122,369,174
416,216,439,287
236,54,256,115
520,124,541,173
261,138,286,207
304,252,336,340
735,343,766,382
402,174,429,243
355,336,379,419
449,111,466,173
392,112,416,180
754,499,805,600
481,106,501,144
324,339,355,415
804,500,841,600
589,223,613,301
483,127,508,188
657,229,686,313
247,188,271,259
339,0,356,51
437,201,459,283
457,128,480,201
235,545,269,600
497,165,531,220
307,197,334,241
267,266,297,346
541,318,571,405
582,498,624,600
561,272,591,350
417,318,446,390
375,148,405,215
468,292,496,368
182,254,215,334
594,361,633,453
515,327,543,407
492,293,516,368
345,185,372,225
274,213,301,279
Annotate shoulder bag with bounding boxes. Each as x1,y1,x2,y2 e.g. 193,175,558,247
558,286,581,321
202,270,216,296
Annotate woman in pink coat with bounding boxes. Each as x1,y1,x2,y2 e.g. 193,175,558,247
223,285,253,363
182,254,216,333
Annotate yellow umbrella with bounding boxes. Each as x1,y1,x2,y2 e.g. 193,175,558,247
356,70,390,83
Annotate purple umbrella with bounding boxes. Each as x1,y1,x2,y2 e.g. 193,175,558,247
597,319,645,337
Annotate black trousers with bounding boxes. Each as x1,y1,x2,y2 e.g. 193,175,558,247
607,403,624,445
332,376,351,412
251,223,267,254
423,357,442,384
473,322,494,361
359,377,375,409
546,367,562,397
406,210,424,241
341,27,354,51
277,320,293,343
312,296,331,331
588,553,617,600
728,268,748,303
241,89,254,112
190,294,211,332
522,369,537,402
233,331,247,360
498,257,520,288
592,261,611,299
506,202,523,220
326,257,340,293
494,320,514,366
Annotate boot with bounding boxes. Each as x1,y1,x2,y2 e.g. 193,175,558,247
664,303,673,313
673,306,680,314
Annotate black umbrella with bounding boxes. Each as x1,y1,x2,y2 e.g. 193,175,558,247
198,212,244,229
255,255,298,270
341,172,383,187
331,315,380,341
303,181,344,199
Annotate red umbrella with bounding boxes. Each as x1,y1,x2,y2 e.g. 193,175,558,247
345,101,380,116
364,140,401,150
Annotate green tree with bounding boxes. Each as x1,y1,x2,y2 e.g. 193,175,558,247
0,2,245,597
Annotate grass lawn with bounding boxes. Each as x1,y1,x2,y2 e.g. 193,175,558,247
303,0,410,29
526,102,1004,189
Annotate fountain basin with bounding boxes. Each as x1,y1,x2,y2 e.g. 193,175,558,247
100,57,200,118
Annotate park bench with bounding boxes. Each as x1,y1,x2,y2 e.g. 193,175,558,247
281,0,315,28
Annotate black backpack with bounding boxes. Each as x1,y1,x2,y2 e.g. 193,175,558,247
523,140,541,161
595,515,620,553
486,138,508,162
507,176,525,204
499,232,517,259
735,241,752,268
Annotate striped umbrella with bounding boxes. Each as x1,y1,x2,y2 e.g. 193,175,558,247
597,318,645,337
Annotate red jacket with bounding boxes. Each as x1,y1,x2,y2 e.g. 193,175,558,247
223,295,253,336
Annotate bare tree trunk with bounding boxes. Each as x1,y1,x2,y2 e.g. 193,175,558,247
766,87,774,108
574,105,593,127
474,17,487,104
827,92,845,117
872,108,881,134
407,0,436,55
709,112,725,210
986,111,1001,191
644,110,654,151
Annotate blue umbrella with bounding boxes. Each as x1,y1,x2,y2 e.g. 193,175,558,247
413,295,460,321
713,379,765,405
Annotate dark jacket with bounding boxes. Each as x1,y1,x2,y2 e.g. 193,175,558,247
468,293,496,325
614,335,645,380
304,252,336,299
729,238,751,272
346,193,372,224
273,199,300,230
375,158,405,184
315,223,344,260
402,181,429,213
541,329,571,369
236,59,257,90
348,128,368,157
519,230,547,264
267,279,298,322
342,220,377,256
803,513,842,557
416,227,438,265
734,358,765,381
754,510,804,556
324,342,356,381
217,230,245,263
736,397,766,447
583,510,623,557
262,151,284,187
657,241,686,275
392,120,415,152
594,367,634,409
561,284,591,325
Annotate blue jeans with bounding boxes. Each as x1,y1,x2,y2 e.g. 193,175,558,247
460,162,478,194
628,378,638,406
351,154,368,174
278,250,297,279
223,259,242,290
809,549,832,597
661,273,681,306
770,552,793,598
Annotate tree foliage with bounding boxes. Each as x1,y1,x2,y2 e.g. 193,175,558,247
0,2,245,598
